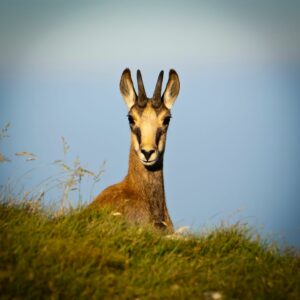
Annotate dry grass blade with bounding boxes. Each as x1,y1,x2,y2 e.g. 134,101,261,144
15,151,37,161
0,123,11,163
93,161,106,182
53,160,63,164
61,136,70,155
75,167,84,177
80,168,95,177
0,153,10,163
0,122,10,140
73,156,80,168
60,163,72,172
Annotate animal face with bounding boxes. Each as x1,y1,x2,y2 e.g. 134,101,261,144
120,69,180,167
128,102,171,166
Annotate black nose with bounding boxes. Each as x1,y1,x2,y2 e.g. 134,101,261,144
141,149,155,161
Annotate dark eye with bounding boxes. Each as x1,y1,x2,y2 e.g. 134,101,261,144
163,116,171,126
127,115,135,125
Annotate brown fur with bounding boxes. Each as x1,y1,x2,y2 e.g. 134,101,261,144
91,143,173,230
89,69,180,232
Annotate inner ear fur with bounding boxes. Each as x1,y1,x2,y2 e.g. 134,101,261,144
162,70,180,109
120,68,137,109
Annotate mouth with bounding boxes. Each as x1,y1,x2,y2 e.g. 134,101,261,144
141,159,157,166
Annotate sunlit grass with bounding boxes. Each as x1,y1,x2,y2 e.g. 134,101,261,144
0,202,299,299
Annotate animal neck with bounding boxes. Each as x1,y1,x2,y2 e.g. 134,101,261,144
127,144,164,193
126,143,167,222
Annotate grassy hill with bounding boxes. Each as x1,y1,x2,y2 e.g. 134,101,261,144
0,202,299,299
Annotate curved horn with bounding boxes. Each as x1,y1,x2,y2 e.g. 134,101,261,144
152,70,164,108
137,70,147,107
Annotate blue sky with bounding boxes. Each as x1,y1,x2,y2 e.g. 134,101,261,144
0,0,300,247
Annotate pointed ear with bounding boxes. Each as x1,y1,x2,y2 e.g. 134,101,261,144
162,69,180,109
120,68,137,109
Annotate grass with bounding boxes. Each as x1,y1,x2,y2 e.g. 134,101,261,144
0,202,299,299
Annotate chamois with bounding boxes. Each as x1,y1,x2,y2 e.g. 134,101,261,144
90,69,180,231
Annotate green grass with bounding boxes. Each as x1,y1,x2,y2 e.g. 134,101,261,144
0,202,299,299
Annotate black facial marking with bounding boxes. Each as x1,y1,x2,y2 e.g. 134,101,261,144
127,114,135,125
163,116,171,126
133,127,141,144
156,128,162,146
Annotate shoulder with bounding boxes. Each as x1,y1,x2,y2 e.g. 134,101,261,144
91,181,136,207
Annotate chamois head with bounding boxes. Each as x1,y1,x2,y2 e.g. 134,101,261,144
120,69,180,167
